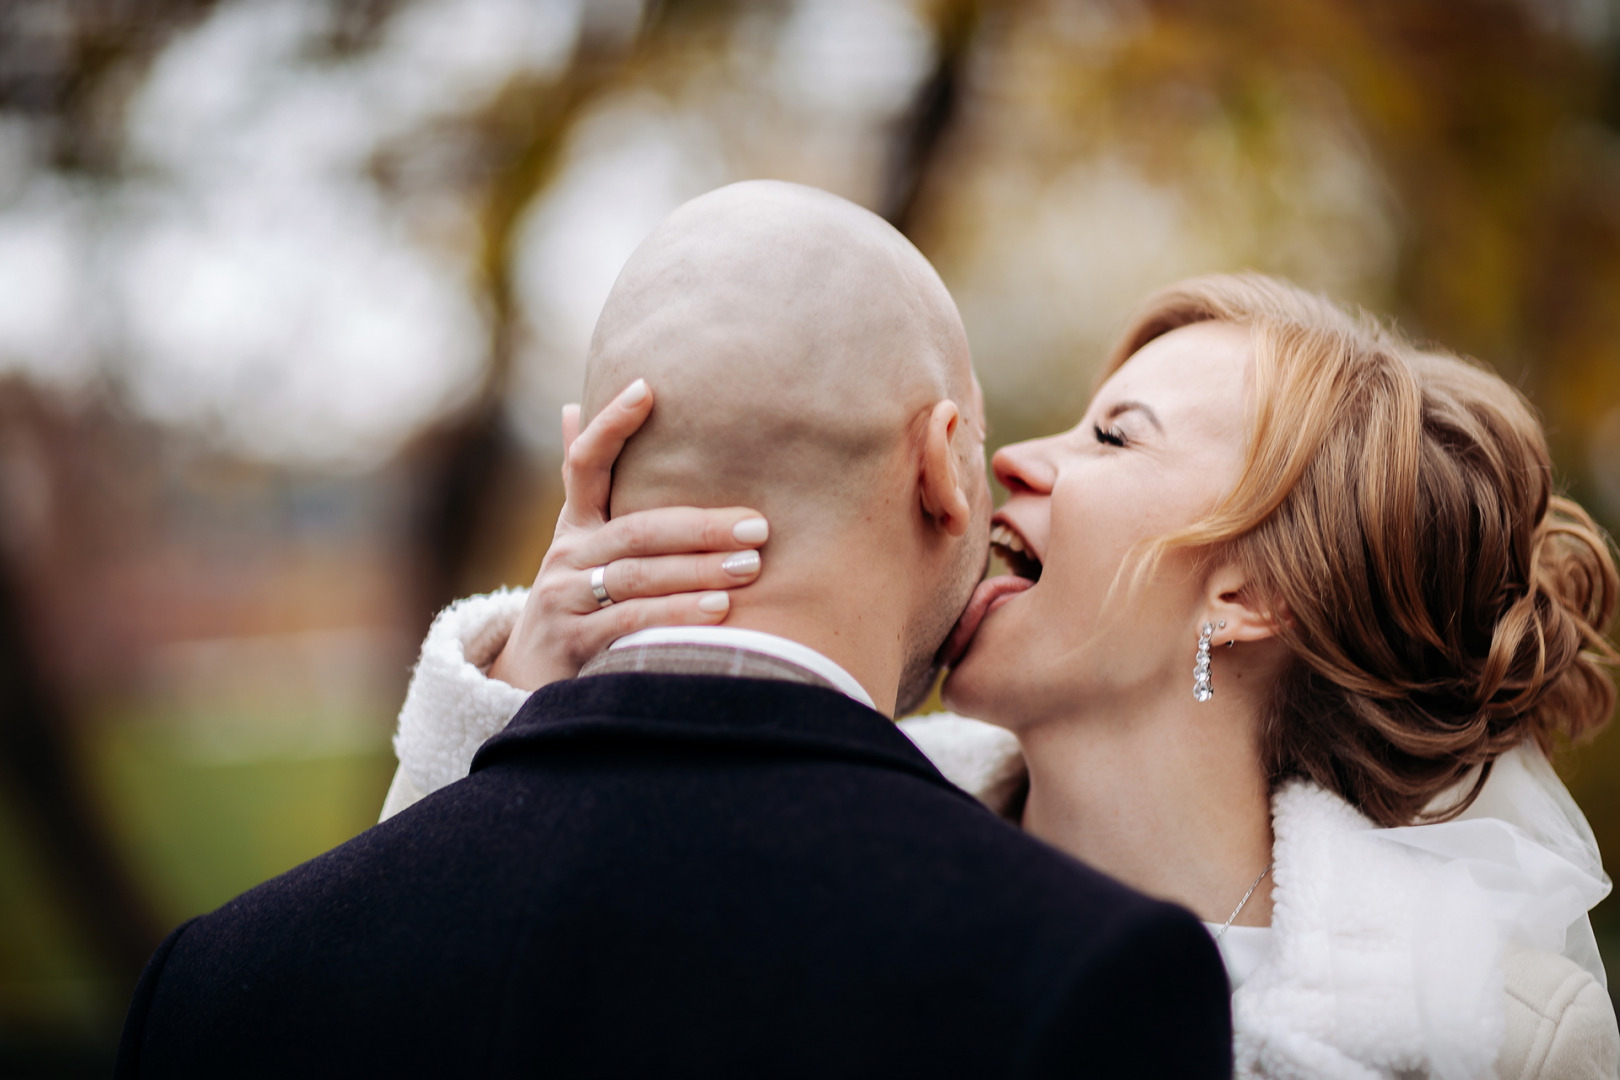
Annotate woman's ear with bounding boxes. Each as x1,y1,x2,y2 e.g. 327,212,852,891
1202,563,1287,645
919,400,971,536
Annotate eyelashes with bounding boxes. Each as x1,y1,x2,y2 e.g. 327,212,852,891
1093,423,1127,448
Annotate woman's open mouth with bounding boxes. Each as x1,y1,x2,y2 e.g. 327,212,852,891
935,521,1044,670
990,522,1042,582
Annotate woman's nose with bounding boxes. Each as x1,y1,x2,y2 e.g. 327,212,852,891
992,439,1056,496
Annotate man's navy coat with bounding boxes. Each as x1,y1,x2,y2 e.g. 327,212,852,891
117,673,1232,1078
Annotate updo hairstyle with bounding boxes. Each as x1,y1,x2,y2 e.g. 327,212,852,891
1110,273,1620,826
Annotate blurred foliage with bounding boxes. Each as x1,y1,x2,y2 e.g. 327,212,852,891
1,0,1618,1073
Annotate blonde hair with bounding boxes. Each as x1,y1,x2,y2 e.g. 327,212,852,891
1110,273,1620,826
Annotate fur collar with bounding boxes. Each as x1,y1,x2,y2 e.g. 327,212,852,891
898,715,1506,1080
1235,780,1503,1079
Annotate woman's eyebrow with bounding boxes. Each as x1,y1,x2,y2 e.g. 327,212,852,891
1103,400,1164,433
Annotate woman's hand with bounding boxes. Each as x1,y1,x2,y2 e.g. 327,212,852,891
487,379,768,691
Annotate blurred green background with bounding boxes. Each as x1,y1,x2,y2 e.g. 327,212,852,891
2,0,1619,1073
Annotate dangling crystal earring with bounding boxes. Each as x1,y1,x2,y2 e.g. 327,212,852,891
1194,620,1225,702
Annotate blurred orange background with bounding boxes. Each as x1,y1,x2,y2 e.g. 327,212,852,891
2,1,1619,1073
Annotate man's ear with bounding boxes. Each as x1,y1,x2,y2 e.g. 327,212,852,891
1202,563,1289,645
919,400,971,537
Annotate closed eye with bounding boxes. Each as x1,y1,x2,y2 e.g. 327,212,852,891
1093,423,1127,448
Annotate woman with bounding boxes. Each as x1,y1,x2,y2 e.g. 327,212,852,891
384,273,1620,1078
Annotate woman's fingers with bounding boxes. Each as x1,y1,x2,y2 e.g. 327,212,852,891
571,506,768,569
594,549,762,607
561,379,652,524
560,403,581,459
492,570,744,691
579,591,736,654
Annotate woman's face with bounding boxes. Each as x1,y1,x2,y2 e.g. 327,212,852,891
942,321,1254,729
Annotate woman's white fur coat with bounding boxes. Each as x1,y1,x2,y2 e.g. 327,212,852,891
385,591,1619,1080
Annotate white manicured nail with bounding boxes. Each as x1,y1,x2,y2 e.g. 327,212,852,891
732,518,769,544
722,550,760,576
620,378,648,406
697,592,730,614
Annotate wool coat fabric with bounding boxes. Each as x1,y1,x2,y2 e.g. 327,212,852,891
116,672,1234,1079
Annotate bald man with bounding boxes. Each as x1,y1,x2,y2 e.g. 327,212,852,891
472,179,993,721
570,180,990,716
116,183,1232,1079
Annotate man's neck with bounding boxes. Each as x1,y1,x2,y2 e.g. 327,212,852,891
716,563,908,717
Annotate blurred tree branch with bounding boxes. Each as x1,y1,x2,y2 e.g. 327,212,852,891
0,538,162,984
406,0,748,619
0,0,421,1005
0,0,224,1000
882,0,984,234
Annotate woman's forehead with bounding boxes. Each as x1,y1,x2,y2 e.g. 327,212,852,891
1099,322,1252,421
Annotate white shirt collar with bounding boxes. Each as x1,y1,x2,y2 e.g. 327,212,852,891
609,626,877,711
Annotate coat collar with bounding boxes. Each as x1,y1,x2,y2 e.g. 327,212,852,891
1234,780,1505,1080
471,673,982,811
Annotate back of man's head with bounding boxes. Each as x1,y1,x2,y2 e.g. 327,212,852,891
582,181,973,554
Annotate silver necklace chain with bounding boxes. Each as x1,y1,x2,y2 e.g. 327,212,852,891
1214,862,1274,941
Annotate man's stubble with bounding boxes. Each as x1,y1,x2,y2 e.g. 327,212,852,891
893,518,991,716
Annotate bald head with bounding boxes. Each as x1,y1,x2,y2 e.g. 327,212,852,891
583,181,973,537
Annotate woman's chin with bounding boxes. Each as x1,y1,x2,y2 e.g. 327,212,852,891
940,617,1013,719
937,668,971,714
940,591,1066,732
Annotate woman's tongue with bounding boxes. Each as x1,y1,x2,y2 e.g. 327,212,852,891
936,575,1034,670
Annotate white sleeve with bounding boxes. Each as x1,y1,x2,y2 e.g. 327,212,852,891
381,588,533,822
897,712,1027,818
